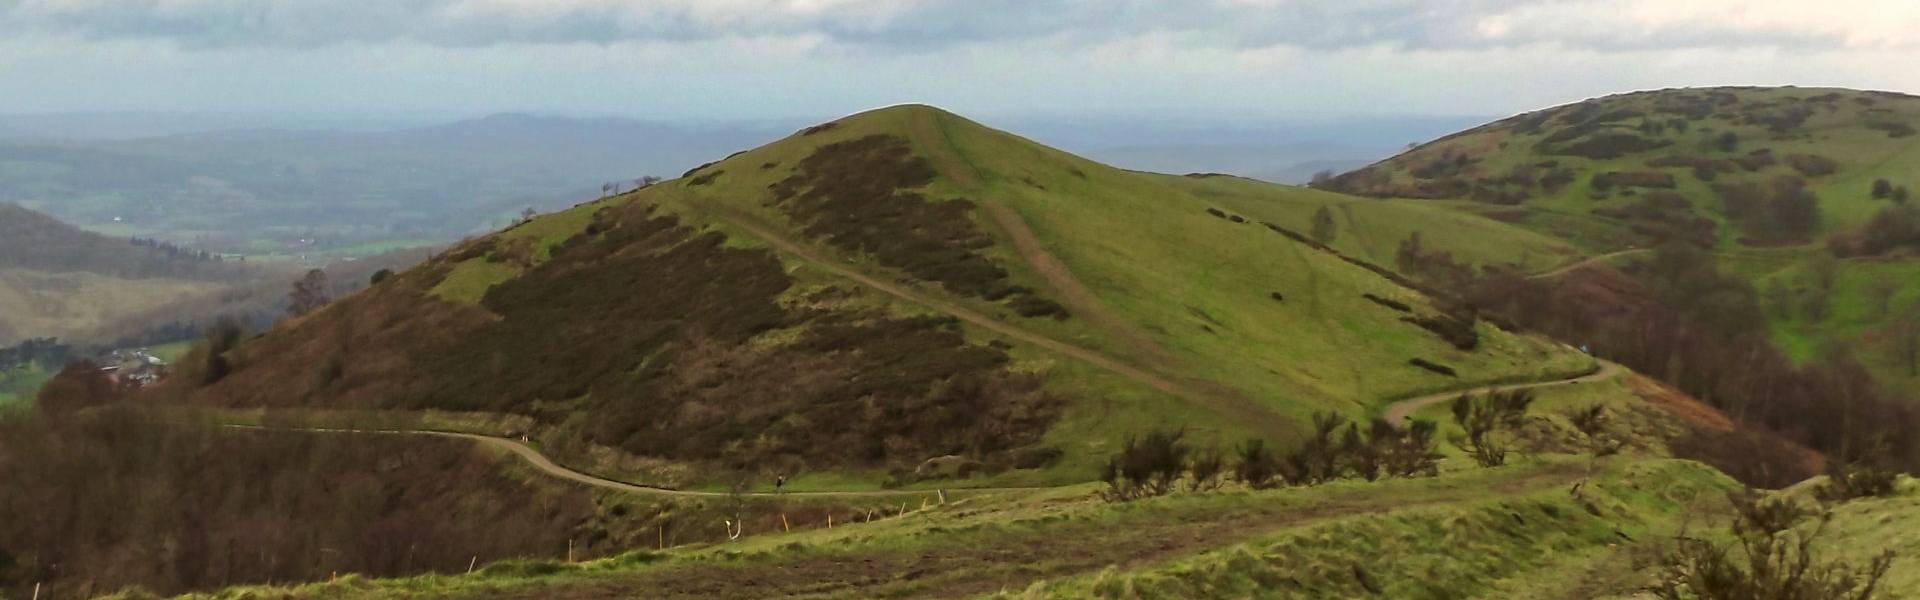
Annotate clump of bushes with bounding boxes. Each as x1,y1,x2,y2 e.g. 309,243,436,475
1100,429,1192,501
1449,389,1534,467
1539,166,1577,192
686,169,724,186
1785,154,1840,177
1401,306,1479,350
1592,190,1718,247
1733,149,1777,171
1869,121,1916,138
1362,293,1412,312
1714,176,1821,245
1103,414,1441,501
1408,358,1457,377
1410,149,1477,180
1009,295,1070,320
1651,491,1892,600
1816,460,1901,504
1591,171,1678,192
1828,203,1920,257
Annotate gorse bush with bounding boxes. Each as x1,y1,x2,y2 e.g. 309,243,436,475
1564,404,1624,460
1103,414,1439,502
1187,445,1226,492
1233,438,1283,490
1450,389,1535,467
1652,491,1893,600
1816,455,1901,505
1100,429,1190,501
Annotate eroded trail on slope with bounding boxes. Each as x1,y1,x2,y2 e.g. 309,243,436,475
685,200,1294,441
221,424,1006,498
903,108,1177,367
475,463,1592,599
980,203,1178,366
1528,249,1651,279
1382,360,1625,425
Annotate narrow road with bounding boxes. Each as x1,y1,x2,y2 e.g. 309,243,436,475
1381,360,1626,425
224,424,1026,498
1528,249,1650,279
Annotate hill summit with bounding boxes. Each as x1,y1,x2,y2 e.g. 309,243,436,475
175,104,1593,487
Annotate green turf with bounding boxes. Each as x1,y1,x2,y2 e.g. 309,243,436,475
0,362,50,410
165,457,1736,600
1329,87,1920,406
428,256,519,305
664,104,1595,432
1819,479,1920,597
1164,173,1583,272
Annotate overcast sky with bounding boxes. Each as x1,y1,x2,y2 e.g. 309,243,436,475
3,0,1917,121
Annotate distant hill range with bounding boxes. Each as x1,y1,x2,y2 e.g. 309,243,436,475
0,203,246,280
0,203,421,348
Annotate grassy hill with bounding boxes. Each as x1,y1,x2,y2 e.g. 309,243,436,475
176,104,1596,491
0,203,268,346
32,103,1809,600
1324,86,1920,399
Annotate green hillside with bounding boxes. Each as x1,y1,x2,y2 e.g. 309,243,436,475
1325,86,1920,399
170,458,1742,600
177,104,1596,491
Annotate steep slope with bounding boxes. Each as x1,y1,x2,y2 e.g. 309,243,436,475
1325,86,1920,400
0,203,262,345
178,105,1594,488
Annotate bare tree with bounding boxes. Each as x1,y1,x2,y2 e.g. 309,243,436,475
288,269,330,317
1891,303,1920,377
518,207,537,224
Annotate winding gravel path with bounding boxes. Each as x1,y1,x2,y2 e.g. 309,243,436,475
1381,360,1626,426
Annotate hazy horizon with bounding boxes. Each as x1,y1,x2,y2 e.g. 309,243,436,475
3,1,1915,121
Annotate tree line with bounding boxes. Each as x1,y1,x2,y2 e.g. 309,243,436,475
1452,240,1915,485
0,366,608,598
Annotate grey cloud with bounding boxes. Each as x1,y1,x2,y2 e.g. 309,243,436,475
0,0,1859,52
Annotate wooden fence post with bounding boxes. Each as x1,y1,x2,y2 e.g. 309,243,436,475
468,556,477,574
